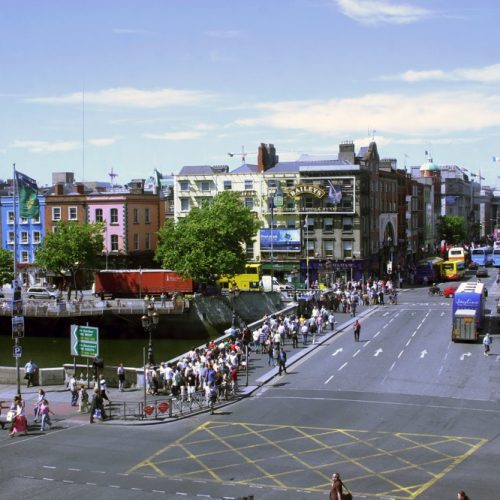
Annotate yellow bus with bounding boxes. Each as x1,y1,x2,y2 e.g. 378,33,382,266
440,260,466,281
216,264,261,292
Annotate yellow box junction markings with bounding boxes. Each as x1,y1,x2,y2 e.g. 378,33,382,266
128,421,486,498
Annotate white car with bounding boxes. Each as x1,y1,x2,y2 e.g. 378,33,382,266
26,287,60,300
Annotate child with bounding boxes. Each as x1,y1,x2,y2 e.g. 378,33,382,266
40,399,55,431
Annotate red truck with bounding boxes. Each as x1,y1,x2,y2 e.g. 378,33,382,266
94,270,194,298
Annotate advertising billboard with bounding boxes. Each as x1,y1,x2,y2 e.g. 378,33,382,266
260,228,301,252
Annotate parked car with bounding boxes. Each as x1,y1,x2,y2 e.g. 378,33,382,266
468,261,478,270
443,284,459,298
26,287,60,300
476,267,489,278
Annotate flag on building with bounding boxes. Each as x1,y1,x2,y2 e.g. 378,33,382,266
327,181,342,205
492,156,500,163
15,170,40,219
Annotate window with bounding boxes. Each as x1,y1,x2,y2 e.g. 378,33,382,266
33,231,41,244
133,208,139,224
342,217,353,232
8,231,14,244
95,208,103,222
244,180,253,190
200,180,211,191
145,208,151,224
324,240,334,257
68,207,78,220
133,233,139,251
286,219,296,229
21,231,28,244
180,198,190,211
342,240,353,258
245,242,254,260
110,208,118,224
267,179,277,189
324,218,333,232
244,198,254,209
306,239,315,257
179,180,189,191
110,235,119,251
223,180,232,190
52,207,61,221
32,215,40,224
285,179,295,188
8,211,14,224
145,233,151,250
20,217,28,225
21,251,29,263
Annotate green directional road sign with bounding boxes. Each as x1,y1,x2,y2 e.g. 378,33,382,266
71,325,99,358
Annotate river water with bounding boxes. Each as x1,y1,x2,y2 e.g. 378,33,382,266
0,335,209,369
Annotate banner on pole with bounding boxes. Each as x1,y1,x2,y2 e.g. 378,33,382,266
15,170,40,219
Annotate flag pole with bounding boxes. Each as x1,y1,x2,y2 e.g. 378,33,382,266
13,163,21,395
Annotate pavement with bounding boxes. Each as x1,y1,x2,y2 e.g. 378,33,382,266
0,300,381,429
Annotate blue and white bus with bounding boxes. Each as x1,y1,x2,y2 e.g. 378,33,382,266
493,247,500,267
470,246,493,267
452,282,485,341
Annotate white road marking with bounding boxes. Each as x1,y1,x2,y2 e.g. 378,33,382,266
397,350,404,359
420,349,427,358
331,348,343,356
325,375,334,384
364,340,371,347
460,352,472,360
405,339,412,347
374,348,383,357
338,362,348,371
389,362,396,371
353,349,361,357
374,331,381,338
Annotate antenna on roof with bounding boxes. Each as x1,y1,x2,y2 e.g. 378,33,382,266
109,167,118,186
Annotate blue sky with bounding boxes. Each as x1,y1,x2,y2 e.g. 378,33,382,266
2,0,500,187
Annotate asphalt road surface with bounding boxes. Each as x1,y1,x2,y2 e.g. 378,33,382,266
1,277,499,499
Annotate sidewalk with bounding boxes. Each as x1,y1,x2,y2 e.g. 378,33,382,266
0,303,380,428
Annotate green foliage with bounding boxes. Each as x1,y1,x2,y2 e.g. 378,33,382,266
155,191,260,283
437,215,466,244
35,221,104,277
0,248,14,285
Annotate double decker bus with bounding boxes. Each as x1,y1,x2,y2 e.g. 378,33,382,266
447,246,467,262
440,260,466,281
470,246,493,267
216,264,261,292
415,257,444,284
452,282,485,341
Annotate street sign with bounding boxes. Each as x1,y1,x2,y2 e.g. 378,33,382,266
13,345,22,358
71,325,99,358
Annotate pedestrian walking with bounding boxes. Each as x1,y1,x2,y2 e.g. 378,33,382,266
99,377,110,401
117,363,126,392
329,473,343,500
78,385,89,413
353,319,361,342
328,312,335,331
68,374,78,406
301,323,309,345
457,491,470,500
24,359,38,387
10,395,28,437
483,333,492,356
90,389,106,423
208,382,218,415
40,399,55,431
33,388,45,422
278,348,287,375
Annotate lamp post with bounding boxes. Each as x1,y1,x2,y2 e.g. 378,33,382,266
141,296,159,367
304,216,310,288
268,184,284,291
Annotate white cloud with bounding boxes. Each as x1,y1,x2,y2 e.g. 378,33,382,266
11,140,80,153
25,87,213,108
144,123,215,141
384,63,500,83
113,28,151,36
204,30,240,38
235,91,500,137
336,0,431,25
87,138,117,147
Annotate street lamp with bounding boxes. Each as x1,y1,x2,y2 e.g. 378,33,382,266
268,183,284,291
141,296,159,367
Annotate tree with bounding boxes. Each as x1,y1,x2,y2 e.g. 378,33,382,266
155,191,260,283
437,215,466,245
0,248,14,285
35,221,104,299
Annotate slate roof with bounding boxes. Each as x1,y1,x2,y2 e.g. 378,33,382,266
231,163,259,174
178,165,216,175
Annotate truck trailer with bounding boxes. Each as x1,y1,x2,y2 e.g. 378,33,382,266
94,270,194,298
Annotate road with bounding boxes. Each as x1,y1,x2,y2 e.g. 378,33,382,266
1,278,499,499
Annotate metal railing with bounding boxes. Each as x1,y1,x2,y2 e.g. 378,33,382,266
107,389,238,421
